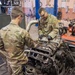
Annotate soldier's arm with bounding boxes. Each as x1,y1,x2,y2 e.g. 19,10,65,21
23,30,35,48
0,34,5,51
48,15,59,38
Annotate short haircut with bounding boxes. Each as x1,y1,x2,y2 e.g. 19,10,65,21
38,7,45,14
11,6,24,19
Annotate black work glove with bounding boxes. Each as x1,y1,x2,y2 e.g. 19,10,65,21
47,35,52,40
39,35,43,39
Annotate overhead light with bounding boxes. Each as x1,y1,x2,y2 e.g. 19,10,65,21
0,1,1,5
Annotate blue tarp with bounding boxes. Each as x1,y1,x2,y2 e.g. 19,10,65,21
45,7,54,15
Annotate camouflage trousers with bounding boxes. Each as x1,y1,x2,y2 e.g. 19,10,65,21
7,59,25,75
9,64,24,75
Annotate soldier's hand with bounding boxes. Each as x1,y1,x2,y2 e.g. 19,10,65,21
34,43,39,48
33,40,39,48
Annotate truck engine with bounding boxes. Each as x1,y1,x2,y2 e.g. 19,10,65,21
24,20,75,75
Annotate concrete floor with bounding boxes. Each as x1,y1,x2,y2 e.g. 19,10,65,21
29,25,38,40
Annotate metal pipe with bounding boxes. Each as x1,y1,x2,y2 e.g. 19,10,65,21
26,20,38,32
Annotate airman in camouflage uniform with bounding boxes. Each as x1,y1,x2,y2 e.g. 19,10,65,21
38,8,59,40
0,6,36,75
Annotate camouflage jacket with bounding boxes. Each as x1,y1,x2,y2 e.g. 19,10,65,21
39,14,59,38
0,31,5,51
0,22,34,65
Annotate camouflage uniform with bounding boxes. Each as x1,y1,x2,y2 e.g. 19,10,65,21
0,31,5,50
39,14,59,39
0,22,35,75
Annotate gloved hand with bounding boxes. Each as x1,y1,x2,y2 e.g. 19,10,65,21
47,35,52,40
39,35,43,39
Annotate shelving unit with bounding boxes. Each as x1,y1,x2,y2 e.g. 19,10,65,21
0,0,26,29
1,0,22,15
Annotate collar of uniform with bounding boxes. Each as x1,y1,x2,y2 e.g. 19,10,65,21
10,22,19,26
45,14,50,22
